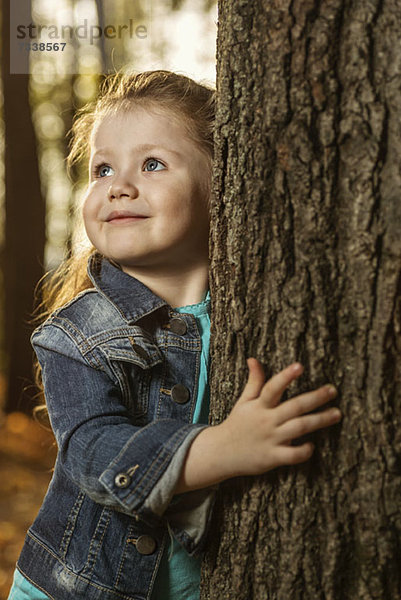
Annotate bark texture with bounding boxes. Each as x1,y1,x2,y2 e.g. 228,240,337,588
201,1,401,598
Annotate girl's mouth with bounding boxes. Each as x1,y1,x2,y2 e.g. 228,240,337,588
106,211,148,224
108,216,147,224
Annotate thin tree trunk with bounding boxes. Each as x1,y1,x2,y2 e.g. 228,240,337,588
94,0,107,74
202,1,401,598
1,0,46,413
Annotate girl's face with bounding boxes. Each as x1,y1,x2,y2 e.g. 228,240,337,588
83,107,210,275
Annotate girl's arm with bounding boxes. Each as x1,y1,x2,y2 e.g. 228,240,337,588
175,358,341,493
34,329,206,520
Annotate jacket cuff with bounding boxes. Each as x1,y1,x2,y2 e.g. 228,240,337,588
98,420,206,524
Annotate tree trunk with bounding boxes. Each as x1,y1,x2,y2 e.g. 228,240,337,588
202,1,401,598
94,0,107,74
1,0,46,413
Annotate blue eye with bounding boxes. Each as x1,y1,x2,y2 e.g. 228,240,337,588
143,158,165,172
96,164,114,177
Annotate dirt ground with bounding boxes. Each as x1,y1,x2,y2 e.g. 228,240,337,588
0,412,56,599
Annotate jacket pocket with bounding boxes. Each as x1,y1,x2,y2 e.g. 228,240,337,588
60,493,114,576
101,333,164,423
102,332,163,370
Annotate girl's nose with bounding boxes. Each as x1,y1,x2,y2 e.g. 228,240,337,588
107,179,139,201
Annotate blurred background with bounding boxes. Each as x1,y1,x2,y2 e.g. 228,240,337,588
0,0,217,595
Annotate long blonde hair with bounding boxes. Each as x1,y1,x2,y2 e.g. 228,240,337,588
33,70,216,408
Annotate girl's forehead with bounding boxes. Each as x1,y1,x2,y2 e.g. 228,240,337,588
92,106,183,136
90,106,196,153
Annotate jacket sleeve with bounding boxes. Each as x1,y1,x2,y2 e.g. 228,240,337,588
32,321,215,555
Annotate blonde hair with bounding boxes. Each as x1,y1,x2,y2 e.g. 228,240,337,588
34,70,215,410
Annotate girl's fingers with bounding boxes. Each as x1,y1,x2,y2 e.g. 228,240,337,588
274,442,315,466
276,407,342,443
275,384,338,425
239,358,266,402
259,363,304,408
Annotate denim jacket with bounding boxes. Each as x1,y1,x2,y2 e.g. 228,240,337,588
16,254,215,600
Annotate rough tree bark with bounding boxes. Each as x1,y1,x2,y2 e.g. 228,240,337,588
202,1,401,599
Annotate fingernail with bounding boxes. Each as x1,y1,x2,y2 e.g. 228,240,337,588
326,385,337,398
292,363,303,373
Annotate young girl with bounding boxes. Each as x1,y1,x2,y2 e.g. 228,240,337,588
9,70,341,600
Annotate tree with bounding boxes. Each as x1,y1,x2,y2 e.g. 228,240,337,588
1,0,46,413
201,1,401,598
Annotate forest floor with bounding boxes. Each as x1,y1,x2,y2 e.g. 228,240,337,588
0,409,56,599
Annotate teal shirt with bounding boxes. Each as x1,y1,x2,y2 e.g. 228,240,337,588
151,290,211,600
8,570,48,599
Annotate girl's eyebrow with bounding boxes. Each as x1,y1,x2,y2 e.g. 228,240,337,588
91,143,182,159
135,143,182,157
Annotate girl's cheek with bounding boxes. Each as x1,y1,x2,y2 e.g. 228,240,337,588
81,198,92,223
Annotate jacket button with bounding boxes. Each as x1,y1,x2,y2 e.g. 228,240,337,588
130,343,149,360
171,384,190,404
115,473,131,488
169,317,187,335
136,535,157,555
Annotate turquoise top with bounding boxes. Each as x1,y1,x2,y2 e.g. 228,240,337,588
151,289,211,600
8,570,48,599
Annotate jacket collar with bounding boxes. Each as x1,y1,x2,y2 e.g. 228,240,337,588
87,253,169,324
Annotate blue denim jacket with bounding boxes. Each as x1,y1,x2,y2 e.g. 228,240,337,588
16,254,215,600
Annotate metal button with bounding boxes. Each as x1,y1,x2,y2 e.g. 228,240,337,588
130,343,149,361
115,473,131,488
171,384,190,404
136,535,157,555
169,317,187,336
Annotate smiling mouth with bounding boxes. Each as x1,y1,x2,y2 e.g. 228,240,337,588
107,216,147,224
106,211,148,224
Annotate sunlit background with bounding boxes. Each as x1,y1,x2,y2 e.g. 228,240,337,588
0,0,217,595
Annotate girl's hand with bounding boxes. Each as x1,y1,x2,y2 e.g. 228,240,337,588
174,358,342,494
218,358,342,477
